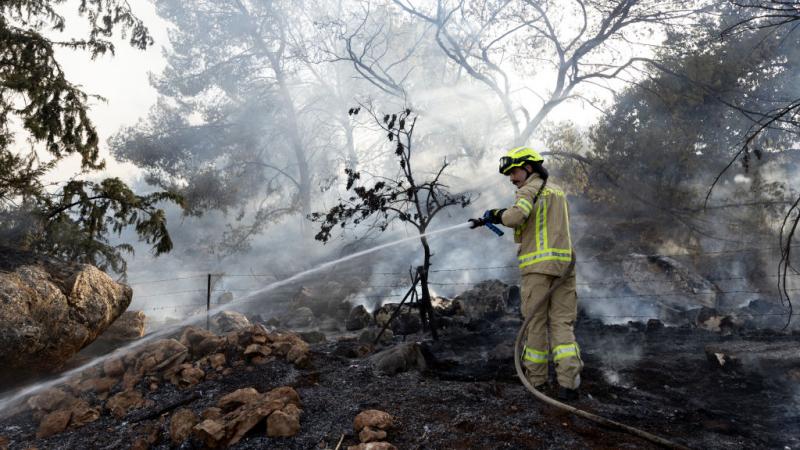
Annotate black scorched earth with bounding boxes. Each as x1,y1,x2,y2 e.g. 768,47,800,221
0,280,798,450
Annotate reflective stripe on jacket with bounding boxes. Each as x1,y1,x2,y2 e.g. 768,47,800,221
501,174,573,276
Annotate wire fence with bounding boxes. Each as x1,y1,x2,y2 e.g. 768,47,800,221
126,246,799,322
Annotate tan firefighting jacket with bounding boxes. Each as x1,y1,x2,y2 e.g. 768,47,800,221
501,173,573,276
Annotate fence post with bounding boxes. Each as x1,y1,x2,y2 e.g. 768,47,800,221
206,273,212,330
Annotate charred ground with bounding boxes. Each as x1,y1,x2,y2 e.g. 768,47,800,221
0,284,797,450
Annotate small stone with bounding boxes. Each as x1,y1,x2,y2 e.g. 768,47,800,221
287,343,311,368
36,410,71,438
209,353,227,369
646,319,664,332
107,390,146,418
103,358,125,377
346,305,373,331
244,344,272,358
201,407,222,420
193,419,226,447
218,388,261,410
179,366,205,386
265,386,301,408
299,331,326,344
353,410,394,431
347,443,398,450
266,409,300,437
359,426,387,443
170,408,198,445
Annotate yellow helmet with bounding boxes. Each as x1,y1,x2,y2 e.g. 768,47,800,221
498,146,544,175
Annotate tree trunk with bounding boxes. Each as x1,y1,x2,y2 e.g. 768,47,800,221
418,234,438,340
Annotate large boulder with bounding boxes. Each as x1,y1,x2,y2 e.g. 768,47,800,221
346,305,373,331
0,247,132,383
451,280,510,321
211,311,250,333
81,310,146,355
374,304,422,335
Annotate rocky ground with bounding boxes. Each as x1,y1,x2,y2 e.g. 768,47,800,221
0,281,798,449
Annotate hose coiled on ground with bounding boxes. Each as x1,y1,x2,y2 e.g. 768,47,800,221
513,254,689,449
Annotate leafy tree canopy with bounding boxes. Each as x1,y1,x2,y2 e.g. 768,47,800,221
0,0,180,275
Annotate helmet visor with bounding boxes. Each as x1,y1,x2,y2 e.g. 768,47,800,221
499,156,514,174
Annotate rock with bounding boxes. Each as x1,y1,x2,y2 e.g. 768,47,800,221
180,327,223,358
193,419,226,448
80,376,118,393
370,342,427,375
622,254,717,310
646,319,664,332
132,422,161,450
353,409,394,431
347,442,398,450
208,352,227,369
374,304,422,335
218,388,261,411
287,342,311,368
170,408,198,445
107,390,147,418
27,388,78,416
266,408,301,437
202,407,222,420
359,328,394,346
346,305,373,331
103,358,125,377
265,386,301,408
359,426,387,443
451,280,509,321
36,410,71,438
178,366,205,386
334,340,374,359
284,306,315,328
0,247,132,382
244,343,272,359
299,330,326,344
129,339,189,378
211,311,250,333
432,296,462,316
66,400,99,427
99,310,146,341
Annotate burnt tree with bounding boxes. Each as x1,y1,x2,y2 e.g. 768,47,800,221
311,107,472,339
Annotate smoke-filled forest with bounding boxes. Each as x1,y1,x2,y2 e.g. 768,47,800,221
1,1,799,449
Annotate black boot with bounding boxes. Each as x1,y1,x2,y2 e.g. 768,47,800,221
557,386,579,401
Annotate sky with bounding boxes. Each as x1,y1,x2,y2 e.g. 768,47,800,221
47,1,618,187
45,1,171,185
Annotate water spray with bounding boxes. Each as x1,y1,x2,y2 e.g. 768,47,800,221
0,222,473,414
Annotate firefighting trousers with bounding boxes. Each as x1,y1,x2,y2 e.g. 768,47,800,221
520,270,583,389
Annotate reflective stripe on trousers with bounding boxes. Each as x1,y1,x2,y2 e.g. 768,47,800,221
523,346,547,364
552,343,580,361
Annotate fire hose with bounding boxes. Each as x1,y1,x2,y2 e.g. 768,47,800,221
469,217,687,448
512,254,689,449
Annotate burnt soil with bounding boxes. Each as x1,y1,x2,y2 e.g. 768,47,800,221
1,317,798,449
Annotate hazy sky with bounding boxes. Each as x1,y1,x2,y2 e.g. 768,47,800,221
47,2,171,184
48,0,618,187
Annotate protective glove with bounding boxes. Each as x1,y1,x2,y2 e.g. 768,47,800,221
485,208,506,224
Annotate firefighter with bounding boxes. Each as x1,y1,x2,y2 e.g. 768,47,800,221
485,146,582,400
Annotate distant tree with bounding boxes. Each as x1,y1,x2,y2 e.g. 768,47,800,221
382,0,706,145
311,107,472,338
711,0,800,327
0,0,180,275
